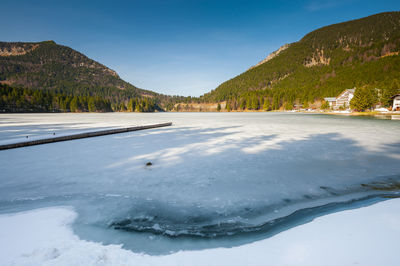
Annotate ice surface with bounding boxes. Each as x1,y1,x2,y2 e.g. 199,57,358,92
1,199,400,265
0,113,399,254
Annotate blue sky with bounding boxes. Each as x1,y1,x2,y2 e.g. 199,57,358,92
1,0,399,96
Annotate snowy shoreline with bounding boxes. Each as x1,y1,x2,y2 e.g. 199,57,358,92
1,198,400,266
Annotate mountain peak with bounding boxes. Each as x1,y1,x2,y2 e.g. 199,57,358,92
249,43,290,70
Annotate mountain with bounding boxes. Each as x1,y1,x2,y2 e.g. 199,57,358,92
0,40,155,97
201,11,400,110
0,40,189,112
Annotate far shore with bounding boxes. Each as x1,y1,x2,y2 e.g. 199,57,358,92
1,110,400,119
314,111,400,118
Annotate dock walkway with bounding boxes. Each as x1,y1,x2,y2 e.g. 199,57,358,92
0,122,172,150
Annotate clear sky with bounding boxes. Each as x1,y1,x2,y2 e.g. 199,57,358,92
1,0,399,96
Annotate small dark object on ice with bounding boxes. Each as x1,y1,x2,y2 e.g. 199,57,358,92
146,162,153,166
26,136,28,138
53,132,56,135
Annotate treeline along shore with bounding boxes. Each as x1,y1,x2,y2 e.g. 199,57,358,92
0,84,158,113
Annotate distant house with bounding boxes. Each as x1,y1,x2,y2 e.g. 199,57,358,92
324,89,355,110
392,94,400,111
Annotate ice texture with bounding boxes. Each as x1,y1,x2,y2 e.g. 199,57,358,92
1,199,400,265
0,113,399,254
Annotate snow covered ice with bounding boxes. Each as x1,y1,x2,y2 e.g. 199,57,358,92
2,199,400,266
0,112,400,257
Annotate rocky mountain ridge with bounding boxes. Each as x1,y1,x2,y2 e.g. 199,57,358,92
249,43,290,70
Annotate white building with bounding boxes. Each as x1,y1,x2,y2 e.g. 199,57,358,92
392,94,400,111
324,97,337,109
324,89,355,110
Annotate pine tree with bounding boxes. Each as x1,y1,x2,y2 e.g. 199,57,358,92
272,95,279,110
127,98,135,112
350,87,377,111
119,103,127,111
285,101,294,110
88,97,96,112
251,96,259,110
70,97,79,112
240,98,246,110
263,99,270,111
320,100,330,110
380,81,400,107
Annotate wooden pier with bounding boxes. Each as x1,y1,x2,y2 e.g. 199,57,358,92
0,122,172,150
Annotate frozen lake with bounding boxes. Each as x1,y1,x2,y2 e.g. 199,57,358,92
0,112,399,254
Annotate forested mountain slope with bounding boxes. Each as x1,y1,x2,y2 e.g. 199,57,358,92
202,12,400,110
0,41,156,96
0,41,185,112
